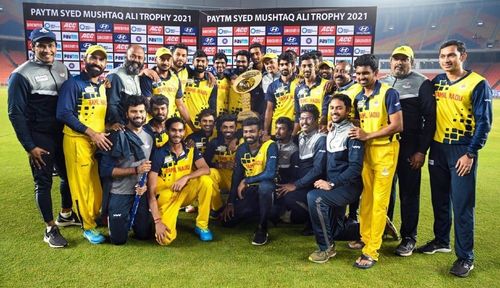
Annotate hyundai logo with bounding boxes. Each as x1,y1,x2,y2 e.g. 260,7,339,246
117,34,127,40
286,37,297,42
270,26,279,32
358,26,369,32
82,43,92,48
184,27,193,33
339,47,350,53
100,24,110,29
205,37,215,44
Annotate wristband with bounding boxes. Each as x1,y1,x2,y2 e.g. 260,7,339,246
154,218,162,224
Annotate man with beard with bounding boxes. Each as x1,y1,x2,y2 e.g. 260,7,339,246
294,54,330,129
143,95,170,148
348,54,403,269
140,47,193,130
99,96,153,245
379,46,435,256
148,117,216,245
307,94,363,264
261,53,281,94
186,109,217,155
171,43,191,90
309,50,323,74
213,52,230,116
56,45,111,244
318,61,334,80
183,50,217,135
221,117,278,246
205,114,239,194
106,44,145,130
264,52,299,138
276,105,326,234
8,27,76,248
249,42,265,72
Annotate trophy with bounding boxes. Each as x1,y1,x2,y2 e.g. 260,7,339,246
232,70,262,121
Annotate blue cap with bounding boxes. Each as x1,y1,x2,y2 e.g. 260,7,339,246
29,27,57,43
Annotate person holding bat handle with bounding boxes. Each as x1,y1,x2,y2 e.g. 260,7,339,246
99,96,154,245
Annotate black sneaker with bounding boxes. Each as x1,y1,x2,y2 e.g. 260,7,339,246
252,229,268,246
43,226,68,248
450,259,474,277
395,237,416,257
416,239,451,254
55,212,81,227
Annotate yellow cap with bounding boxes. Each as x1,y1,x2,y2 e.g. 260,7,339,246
155,47,172,58
262,53,278,61
319,60,334,68
391,45,414,59
85,45,107,57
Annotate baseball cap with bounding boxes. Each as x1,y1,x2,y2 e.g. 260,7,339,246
85,45,107,57
391,45,414,59
319,60,334,68
155,47,172,58
262,53,278,61
29,27,56,43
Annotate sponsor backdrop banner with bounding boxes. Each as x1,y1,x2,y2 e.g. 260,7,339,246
23,3,376,73
199,7,376,65
23,3,199,74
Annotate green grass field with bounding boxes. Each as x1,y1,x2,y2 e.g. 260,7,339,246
0,86,498,287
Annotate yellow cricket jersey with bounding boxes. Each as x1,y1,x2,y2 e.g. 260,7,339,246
175,67,189,91
355,81,401,146
433,72,485,144
267,77,300,135
295,77,329,120
240,140,274,178
156,147,196,191
328,81,363,120
183,76,217,129
217,77,230,116
152,73,182,118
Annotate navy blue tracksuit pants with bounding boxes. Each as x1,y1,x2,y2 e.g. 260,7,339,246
308,185,362,251
108,193,152,245
428,142,476,261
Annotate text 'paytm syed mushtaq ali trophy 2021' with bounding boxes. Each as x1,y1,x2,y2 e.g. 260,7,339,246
232,70,262,121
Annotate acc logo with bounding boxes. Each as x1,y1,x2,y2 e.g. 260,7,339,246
336,36,353,45
202,37,216,46
202,46,216,55
164,36,180,44
318,36,335,46
336,25,354,35
266,26,282,35
319,26,336,35
233,27,249,36
79,42,93,51
61,22,77,32
354,46,372,56
79,23,95,32
148,25,163,34
114,44,128,53
283,36,298,46
97,23,112,33
336,46,352,56
113,33,130,43
182,26,196,35
355,25,372,35
148,36,163,44
217,27,232,36
249,36,265,45
79,33,96,42
164,26,180,35
44,21,60,31
250,26,266,36
301,26,317,35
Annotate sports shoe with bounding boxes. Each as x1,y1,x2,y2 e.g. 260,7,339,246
55,212,81,227
384,216,400,241
308,245,337,264
348,240,364,250
194,226,213,241
185,205,197,213
83,229,105,244
252,229,268,246
416,239,451,254
43,226,68,248
449,259,474,277
395,237,416,257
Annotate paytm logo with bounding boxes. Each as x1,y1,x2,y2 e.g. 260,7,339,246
63,52,80,61
131,25,147,34
354,46,372,56
148,36,163,44
202,37,216,46
301,26,318,35
62,32,78,41
97,23,112,33
266,26,282,35
79,23,95,32
283,36,299,46
182,26,197,36
131,35,146,44
147,55,156,63
114,53,125,62
219,47,233,56
106,53,113,62
250,26,266,36
318,36,335,46
336,46,353,56
336,25,354,35
234,37,249,45
217,27,232,36
164,26,180,35
300,36,317,46
113,33,130,43
44,21,60,31
218,37,233,46
355,25,372,35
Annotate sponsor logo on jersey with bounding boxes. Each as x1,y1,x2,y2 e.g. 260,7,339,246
336,25,354,35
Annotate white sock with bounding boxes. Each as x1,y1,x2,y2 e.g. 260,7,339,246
60,211,72,218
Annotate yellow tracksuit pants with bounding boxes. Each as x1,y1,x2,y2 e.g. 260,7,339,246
360,141,399,261
63,135,102,230
208,168,224,211
157,175,214,245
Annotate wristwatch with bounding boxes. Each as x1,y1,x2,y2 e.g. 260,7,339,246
466,152,477,159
